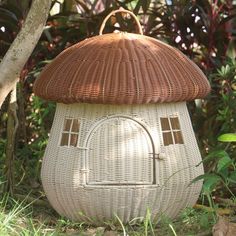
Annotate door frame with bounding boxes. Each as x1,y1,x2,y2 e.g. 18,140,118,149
81,114,157,185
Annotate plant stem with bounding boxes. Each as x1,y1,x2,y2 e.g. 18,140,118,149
206,193,217,223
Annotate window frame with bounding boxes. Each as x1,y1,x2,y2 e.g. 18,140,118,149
60,117,80,147
160,116,184,146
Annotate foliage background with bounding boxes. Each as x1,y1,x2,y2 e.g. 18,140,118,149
0,0,236,225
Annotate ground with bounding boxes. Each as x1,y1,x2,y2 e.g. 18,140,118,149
0,194,219,236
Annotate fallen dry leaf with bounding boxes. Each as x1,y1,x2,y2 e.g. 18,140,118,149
104,230,119,236
212,216,236,236
227,222,236,236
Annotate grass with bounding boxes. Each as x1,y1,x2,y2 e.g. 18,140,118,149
0,194,216,236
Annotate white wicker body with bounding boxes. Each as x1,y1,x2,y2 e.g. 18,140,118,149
41,102,203,223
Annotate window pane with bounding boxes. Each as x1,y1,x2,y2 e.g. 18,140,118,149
71,119,80,132
170,117,180,130
163,132,173,146
160,118,170,131
63,119,72,131
173,131,184,144
70,134,78,147
60,133,69,146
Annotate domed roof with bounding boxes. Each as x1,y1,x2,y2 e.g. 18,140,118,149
34,32,210,104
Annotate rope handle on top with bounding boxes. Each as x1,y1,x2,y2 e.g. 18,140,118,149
99,8,143,35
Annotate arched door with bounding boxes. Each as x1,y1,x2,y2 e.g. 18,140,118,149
85,115,156,185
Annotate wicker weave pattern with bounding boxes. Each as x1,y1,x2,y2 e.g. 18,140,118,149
41,102,204,222
34,33,210,104
87,117,153,184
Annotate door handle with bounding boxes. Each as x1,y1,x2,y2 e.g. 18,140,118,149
149,153,166,160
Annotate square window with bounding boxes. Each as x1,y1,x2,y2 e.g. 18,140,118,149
60,133,69,146
162,132,173,146
63,119,72,131
70,134,78,147
160,118,170,131
170,117,180,130
60,118,80,147
71,119,80,132
173,131,183,144
160,116,184,146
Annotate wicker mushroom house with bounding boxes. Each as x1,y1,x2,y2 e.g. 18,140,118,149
34,9,210,223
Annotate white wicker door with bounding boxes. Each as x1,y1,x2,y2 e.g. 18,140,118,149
86,116,155,185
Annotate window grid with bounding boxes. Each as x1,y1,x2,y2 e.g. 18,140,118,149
60,118,80,147
160,116,183,146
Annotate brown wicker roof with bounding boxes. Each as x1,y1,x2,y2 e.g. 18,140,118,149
34,32,210,104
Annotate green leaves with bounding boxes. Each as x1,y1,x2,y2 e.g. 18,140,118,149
194,134,236,198
191,174,221,195
202,174,222,194
217,64,232,78
197,150,230,166
217,155,232,172
217,133,236,142
228,170,236,183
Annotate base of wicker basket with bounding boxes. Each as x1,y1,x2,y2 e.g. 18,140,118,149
44,183,201,223
41,102,203,223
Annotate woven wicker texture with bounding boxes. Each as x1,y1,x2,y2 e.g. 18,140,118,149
39,10,207,223
34,32,210,104
41,102,204,222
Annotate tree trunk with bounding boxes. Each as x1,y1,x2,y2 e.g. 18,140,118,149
18,82,27,144
0,0,52,109
4,86,18,195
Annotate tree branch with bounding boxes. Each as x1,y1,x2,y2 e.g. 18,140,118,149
0,0,52,108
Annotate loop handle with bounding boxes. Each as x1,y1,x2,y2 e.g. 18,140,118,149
99,8,143,35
